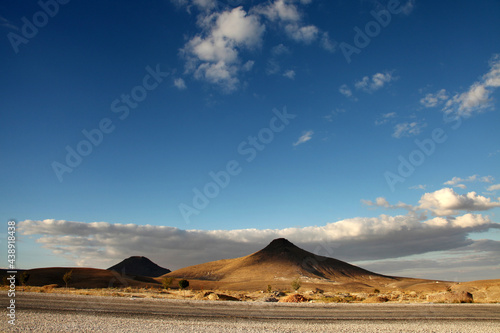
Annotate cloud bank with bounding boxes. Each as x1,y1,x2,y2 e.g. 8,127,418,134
19,188,500,279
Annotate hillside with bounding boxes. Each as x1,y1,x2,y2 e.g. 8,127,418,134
163,238,404,290
5,267,160,288
108,256,170,278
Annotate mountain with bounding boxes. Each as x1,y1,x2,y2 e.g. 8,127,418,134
108,256,170,278
163,238,398,290
0,267,160,288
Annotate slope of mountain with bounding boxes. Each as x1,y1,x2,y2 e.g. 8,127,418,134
108,256,170,277
2,267,160,288
164,238,397,289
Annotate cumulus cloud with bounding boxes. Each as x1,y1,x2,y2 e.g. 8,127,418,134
355,71,395,93
18,211,499,271
283,69,296,79
179,0,338,91
400,0,416,15
254,0,301,22
171,0,217,12
320,32,337,53
181,6,265,92
266,44,290,75
364,188,500,217
443,54,500,117
174,78,187,90
253,0,331,47
271,43,290,56
293,130,313,146
284,23,319,43
339,84,353,98
392,121,426,138
419,188,500,216
420,89,448,108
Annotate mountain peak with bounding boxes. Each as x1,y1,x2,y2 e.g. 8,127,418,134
264,238,296,250
108,256,170,277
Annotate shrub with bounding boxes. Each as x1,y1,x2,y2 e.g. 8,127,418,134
178,279,189,290
267,285,272,293
63,270,73,288
19,271,30,286
291,278,301,291
162,277,174,289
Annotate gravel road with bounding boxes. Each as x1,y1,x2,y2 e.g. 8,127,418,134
2,292,500,332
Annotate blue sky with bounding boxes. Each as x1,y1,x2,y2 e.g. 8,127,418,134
1,0,500,281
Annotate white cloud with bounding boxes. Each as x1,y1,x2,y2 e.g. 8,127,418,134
443,54,500,117
409,184,427,190
320,32,337,53
242,60,255,72
487,184,500,192
324,108,346,122
254,0,301,22
420,89,448,108
18,211,499,271
400,0,415,15
284,23,319,43
253,0,324,45
339,84,352,98
444,175,494,189
181,6,265,92
489,149,500,157
362,197,414,211
355,71,395,93
375,112,396,125
293,130,314,146
171,0,217,12
271,43,290,56
484,54,500,87
364,188,500,217
267,44,290,76
392,121,426,138
283,69,296,79
419,188,500,216
174,78,187,90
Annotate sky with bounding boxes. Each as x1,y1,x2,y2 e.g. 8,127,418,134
1,0,499,282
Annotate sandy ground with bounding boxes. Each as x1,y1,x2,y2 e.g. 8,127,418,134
3,310,500,333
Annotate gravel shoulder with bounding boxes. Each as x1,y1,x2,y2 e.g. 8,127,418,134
3,309,500,333
1,292,500,332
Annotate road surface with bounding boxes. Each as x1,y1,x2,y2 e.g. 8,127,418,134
2,292,500,332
